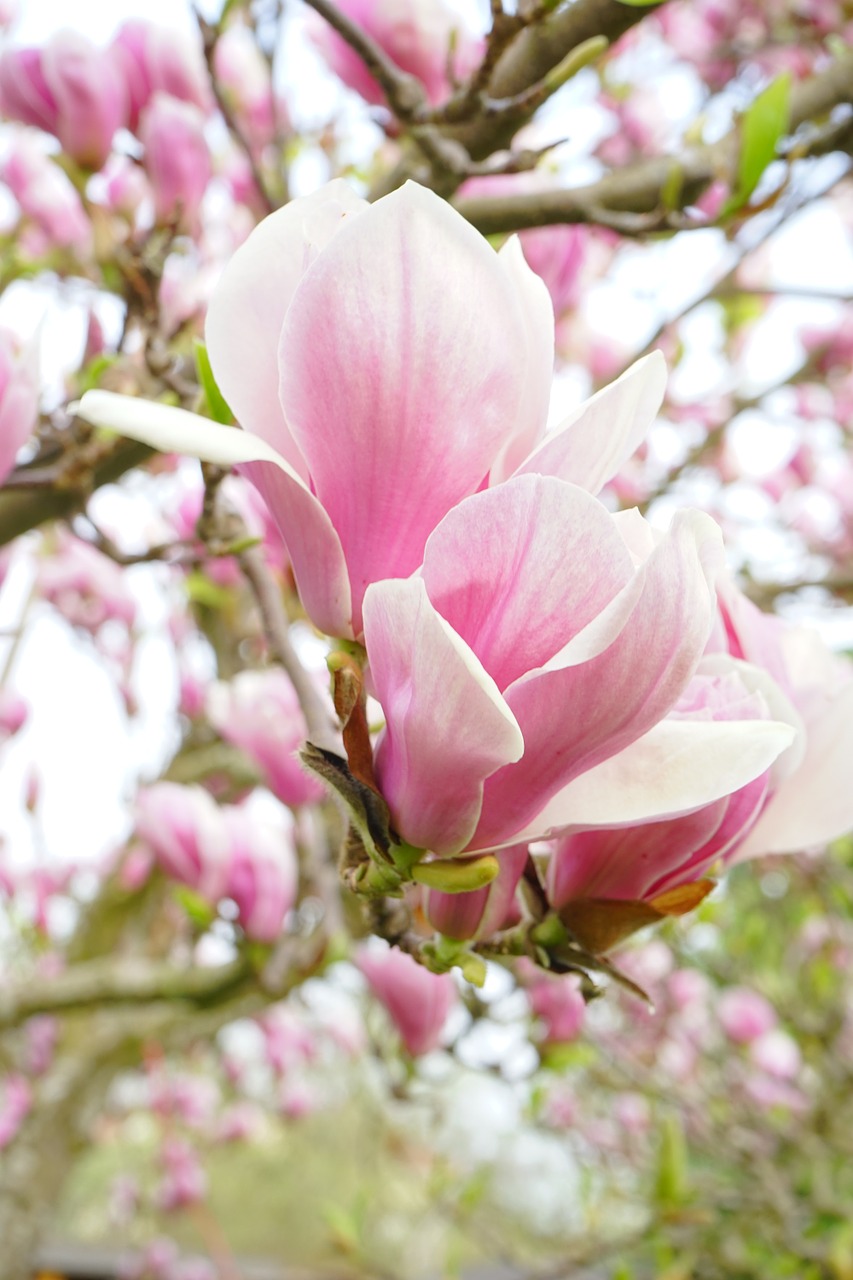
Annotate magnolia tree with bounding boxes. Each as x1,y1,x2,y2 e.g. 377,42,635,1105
1,0,853,1276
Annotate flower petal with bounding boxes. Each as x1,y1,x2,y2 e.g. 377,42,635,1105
471,509,724,849
364,577,523,856
279,181,539,612
514,352,667,494
734,681,853,856
205,179,367,477
422,475,634,692
488,235,554,483
517,716,795,840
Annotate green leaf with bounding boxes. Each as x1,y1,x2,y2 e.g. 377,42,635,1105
655,1111,689,1206
722,73,791,217
184,569,235,609
194,338,234,425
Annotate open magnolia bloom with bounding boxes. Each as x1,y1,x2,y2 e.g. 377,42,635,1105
361,474,797,859
73,178,668,639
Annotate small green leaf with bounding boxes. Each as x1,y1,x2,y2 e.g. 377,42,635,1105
655,1112,689,1206
722,73,791,217
173,884,216,928
184,569,235,609
194,339,234,425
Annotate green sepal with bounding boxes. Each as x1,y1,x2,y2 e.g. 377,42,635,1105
411,854,499,894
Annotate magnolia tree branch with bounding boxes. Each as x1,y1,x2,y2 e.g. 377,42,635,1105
453,47,853,234
237,542,339,748
0,957,251,1029
301,0,427,118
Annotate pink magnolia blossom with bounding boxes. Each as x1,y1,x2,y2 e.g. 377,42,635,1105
140,93,212,232
0,31,125,170
221,804,298,943
1,134,93,255
135,782,232,902
362,480,794,857
717,987,777,1044
156,1137,207,1211
308,0,485,108
111,20,210,133
0,686,28,742
37,531,137,634
135,783,298,941
526,971,586,1046
213,22,276,150
0,1074,31,1149
74,180,684,640
206,668,325,808
0,329,38,485
358,944,456,1056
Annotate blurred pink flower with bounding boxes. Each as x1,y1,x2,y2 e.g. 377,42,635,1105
527,971,586,1046
309,0,484,107
717,987,777,1044
111,20,210,132
0,328,38,484
213,22,276,150
140,93,212,232
0,1074,31,1148
0,686,28,741
206,668,325,808
1,134,93,255
358,944,456,1056
37,530,136,633
0,31,126,169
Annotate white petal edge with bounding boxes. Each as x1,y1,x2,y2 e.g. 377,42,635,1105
72,390,303,477
503,717,796,844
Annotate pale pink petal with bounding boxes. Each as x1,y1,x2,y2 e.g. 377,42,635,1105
514,352,667,494
733,681,853,856
422,475,634,692
279,182,536,611
520,716,796,839
487,236,554,483
205,180,368,478
240,460,352,637
471,509,724,849
364,577,523,855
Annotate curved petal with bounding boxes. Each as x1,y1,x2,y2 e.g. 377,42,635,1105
514,716,795,841
279,181,536,611
422,475,634,692
471,509,725,850
205,179,367,477
734,681,853,857
487,236,554,483
364,577,524,856
514,352,667,494
73,391,353,637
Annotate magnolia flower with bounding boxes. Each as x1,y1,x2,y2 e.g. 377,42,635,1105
206,669,325,808
0,329,38,485
358,943,456,1056
0,31,126,169
362,476,795,857
139,93,211,233
111,19,210,133
72,179,678,639
308,0,484,107
1,134,93,255
135,783,298,942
